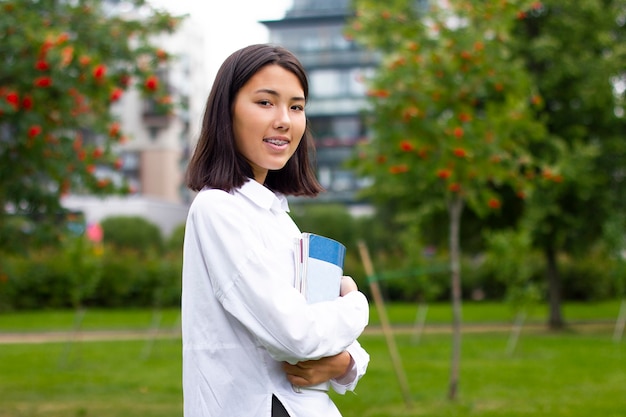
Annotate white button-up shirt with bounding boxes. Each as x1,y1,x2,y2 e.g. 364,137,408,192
182,179,370,417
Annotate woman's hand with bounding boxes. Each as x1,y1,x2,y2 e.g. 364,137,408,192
281,278,359,387
340,275,358,296
282,351,353,387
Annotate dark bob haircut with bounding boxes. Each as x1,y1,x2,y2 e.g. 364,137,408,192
186,44,323,197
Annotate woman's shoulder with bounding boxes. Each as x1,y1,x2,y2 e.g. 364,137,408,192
190,186,258,217
191,188,236,209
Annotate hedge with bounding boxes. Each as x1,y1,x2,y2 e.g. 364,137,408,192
0,210,622,311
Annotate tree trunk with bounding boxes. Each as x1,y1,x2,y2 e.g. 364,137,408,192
447,195,463,401
545,245,564,329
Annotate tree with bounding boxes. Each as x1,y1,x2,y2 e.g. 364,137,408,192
0,0,182,248
348,0,547,400
513,0,626,328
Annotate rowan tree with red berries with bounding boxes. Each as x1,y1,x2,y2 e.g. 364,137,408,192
0,0,182,248
347,0,550,400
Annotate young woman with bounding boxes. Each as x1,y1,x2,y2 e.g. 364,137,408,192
182,44,369,417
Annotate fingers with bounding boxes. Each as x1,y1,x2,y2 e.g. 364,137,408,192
282,362,318,386
340,275,358,296
282,352,351,387
286,373,310,386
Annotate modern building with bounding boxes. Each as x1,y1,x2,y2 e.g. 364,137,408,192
262,0,379,205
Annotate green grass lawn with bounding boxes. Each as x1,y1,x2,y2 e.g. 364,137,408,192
334,330,625,417
0,300,620,332
0,339,182,417
0,308,182,333
368,299,622,326
0,301,624,417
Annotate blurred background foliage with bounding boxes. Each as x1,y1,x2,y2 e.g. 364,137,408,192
0,208,620,312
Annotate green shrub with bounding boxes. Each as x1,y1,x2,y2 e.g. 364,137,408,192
100,216,163,254
0,250,74,310
1,206,618,310
0,244,182,311
559,250,617,300
290,204,357,248
95,250,146,307
94,249,181,308
166,223,186,254
289,204,409,298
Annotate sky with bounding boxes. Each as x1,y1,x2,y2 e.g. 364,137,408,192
149,0,293,76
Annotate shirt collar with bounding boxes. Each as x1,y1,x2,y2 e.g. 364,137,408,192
238,179,290,213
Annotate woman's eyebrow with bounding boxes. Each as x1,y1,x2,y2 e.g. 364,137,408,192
254,88,305,102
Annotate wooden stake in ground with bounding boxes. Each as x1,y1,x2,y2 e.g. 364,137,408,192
447,196,464,401
506,310,527,356
358,241,413,409
58,307,86,368
411,303,429,345
141,308,163,360
614,298,626,343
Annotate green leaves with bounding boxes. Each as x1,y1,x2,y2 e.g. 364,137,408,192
512,0,626,255
350,0,547,216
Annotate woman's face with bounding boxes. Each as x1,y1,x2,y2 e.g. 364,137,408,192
232,64,306,184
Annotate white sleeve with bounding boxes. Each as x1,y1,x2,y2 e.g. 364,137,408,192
329,340,370,394
189,191,369,364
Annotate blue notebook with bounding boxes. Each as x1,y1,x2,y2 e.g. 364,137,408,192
294,233,346,303
292,233,346,393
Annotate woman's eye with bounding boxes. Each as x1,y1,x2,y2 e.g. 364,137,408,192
291,105,304,111
258,100,272,106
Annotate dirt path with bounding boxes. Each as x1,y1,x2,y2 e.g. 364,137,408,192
0,329,180,344
0,321,616,345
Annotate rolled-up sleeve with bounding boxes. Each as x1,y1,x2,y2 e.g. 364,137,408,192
330,340,370,394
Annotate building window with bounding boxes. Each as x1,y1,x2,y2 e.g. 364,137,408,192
310,69,342,97
309,67,374,99
349,67,373,96
271,24,355,54
332,33,351,51
311,116,364,146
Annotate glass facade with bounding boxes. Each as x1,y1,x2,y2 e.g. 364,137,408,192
262,0,378,203
309,67,370,98
271,25,352,54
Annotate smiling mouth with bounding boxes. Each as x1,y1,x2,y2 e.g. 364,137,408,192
263,138,289,146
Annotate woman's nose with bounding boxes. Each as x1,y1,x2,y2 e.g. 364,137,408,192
273,106,291,130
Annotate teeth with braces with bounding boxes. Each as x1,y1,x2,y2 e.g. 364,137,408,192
264,139,288,145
